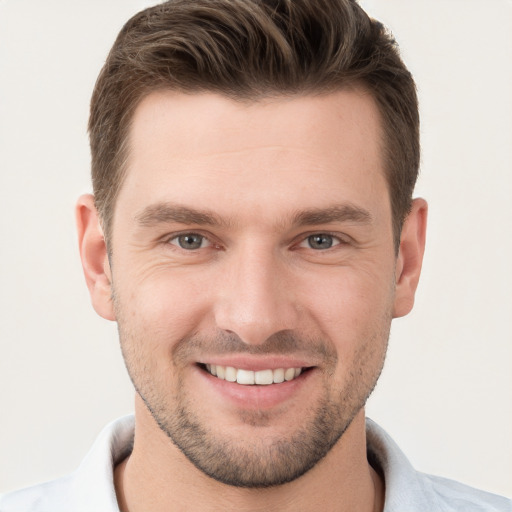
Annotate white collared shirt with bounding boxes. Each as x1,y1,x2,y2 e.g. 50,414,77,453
1,415,510,511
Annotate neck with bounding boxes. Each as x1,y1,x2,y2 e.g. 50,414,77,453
114,399,384,512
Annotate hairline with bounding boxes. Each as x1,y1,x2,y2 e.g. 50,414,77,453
99,82,402,252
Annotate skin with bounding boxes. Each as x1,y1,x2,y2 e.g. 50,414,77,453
77,89,427,512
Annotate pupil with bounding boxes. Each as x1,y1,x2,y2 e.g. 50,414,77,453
179,234,202,249
309,234,333,249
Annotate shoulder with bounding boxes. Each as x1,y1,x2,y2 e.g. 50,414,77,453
0,476,75,512
416,472,512,511
0,415,134,512
419,473,512,512
365,418,512,512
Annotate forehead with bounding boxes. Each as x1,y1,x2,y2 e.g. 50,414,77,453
128,88,383,163
116,89,388,227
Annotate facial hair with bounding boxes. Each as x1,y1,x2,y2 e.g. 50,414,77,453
116,317,390,488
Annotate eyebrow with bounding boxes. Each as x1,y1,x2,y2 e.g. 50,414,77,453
291,204,373,227
134,202,372,229
135,203,227,227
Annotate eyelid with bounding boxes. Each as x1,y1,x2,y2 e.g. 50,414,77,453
160,229,351,250
171,235,210,249
295,231,351,249
163,230,215,248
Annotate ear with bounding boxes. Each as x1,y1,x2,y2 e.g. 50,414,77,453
76,194,115,321
393,198,428,318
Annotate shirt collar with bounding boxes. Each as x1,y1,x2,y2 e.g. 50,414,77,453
70,415,433,511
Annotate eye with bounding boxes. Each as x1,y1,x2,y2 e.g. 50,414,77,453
169,233,210,250
301,234,341,250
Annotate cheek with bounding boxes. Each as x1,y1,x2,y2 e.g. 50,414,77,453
114,266,214,350
308,272,392,391
302,264,395,334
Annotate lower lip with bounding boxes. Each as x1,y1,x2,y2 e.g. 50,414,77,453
194,365,314,410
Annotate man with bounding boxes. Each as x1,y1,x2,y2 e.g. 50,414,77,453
0,0,510,511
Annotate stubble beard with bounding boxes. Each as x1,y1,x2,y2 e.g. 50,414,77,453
116,319,389,488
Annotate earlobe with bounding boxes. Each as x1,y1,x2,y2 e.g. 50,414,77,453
76,194,116,321
392,198,428,318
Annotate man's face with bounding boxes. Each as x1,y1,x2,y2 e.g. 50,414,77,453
108,90,400,487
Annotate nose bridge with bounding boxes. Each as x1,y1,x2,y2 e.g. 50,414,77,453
214,240,299,345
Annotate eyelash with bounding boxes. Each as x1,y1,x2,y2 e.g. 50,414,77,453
166,232,213,250
296,232,348,250
164,231,349,252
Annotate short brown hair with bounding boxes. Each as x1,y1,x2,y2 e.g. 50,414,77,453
89,0,419,247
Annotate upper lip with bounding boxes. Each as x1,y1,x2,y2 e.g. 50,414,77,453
196,355,318,372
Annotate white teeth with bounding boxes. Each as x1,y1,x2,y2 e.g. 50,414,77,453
236,369,255,385
225,366,237,382
284,368,295,381
205,365,303,385
255,369,273,385
273,368,285,383
216,365,225,379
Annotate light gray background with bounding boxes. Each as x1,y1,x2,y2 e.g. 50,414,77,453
1,0,511,498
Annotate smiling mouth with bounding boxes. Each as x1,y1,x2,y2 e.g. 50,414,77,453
202,364,308,385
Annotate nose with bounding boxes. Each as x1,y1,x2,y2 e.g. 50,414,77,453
213,243,301,345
